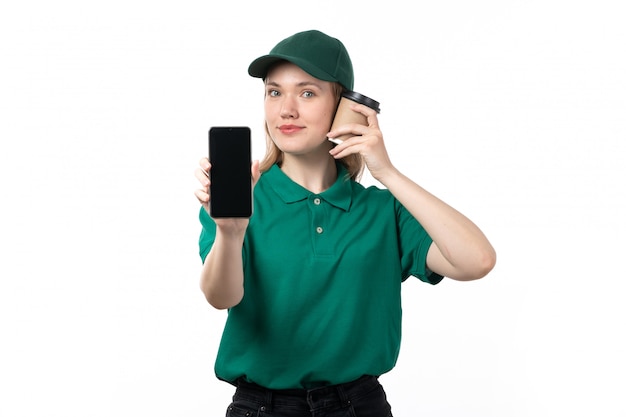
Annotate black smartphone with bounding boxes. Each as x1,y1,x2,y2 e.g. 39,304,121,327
208,126,252,218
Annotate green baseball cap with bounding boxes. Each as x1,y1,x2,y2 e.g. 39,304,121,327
248,30,354,91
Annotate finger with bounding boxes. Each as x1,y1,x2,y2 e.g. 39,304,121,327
349,101,378,116
195,167,210,186
198,157,211,175
199,156,210,168
366,112,380,130
327,122,370,141
346,103,380,131
194,188,210,205
329,138,366,159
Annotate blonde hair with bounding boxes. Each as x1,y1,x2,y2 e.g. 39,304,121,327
258,82,365,182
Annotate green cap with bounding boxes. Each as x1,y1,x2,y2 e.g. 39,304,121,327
248,30,354,91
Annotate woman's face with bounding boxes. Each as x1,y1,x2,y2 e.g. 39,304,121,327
264,62,338,157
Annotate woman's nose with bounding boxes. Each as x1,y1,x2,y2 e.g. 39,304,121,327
280,96,298,119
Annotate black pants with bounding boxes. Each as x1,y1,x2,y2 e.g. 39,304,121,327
226,375,393,417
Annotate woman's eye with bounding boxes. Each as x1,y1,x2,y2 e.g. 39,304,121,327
268,90,280,97
302,91,314,98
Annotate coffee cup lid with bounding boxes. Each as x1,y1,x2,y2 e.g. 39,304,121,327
342,91,381,113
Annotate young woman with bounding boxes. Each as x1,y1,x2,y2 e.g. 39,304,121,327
194,29,496,417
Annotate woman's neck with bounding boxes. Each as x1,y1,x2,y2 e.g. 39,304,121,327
280,155,337,194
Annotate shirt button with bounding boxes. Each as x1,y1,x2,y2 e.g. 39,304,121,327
316,226,323,234
313,197,321,205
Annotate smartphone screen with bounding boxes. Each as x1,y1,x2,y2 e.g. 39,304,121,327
208,126,252,218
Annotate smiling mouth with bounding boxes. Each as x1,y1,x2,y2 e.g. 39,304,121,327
279,125,303,134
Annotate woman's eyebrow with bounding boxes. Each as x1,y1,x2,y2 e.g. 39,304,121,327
296,81,323,89
265,80,323,89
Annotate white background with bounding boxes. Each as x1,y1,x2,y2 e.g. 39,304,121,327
1,1,624,416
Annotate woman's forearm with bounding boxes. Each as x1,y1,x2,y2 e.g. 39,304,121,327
200,228,246,309
379,167,496,280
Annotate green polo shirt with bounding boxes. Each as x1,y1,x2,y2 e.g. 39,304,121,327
198,163,443,389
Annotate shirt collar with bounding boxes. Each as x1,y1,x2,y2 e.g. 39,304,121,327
266,163,353,211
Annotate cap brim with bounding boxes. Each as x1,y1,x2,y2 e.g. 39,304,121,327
247,55,284,78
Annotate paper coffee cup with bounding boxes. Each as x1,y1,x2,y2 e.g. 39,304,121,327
329,91,381,144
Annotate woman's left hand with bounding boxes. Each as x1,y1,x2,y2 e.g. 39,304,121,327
327,102,395,181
